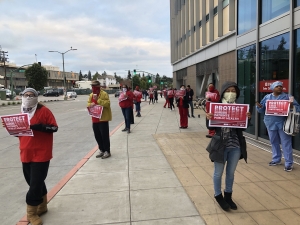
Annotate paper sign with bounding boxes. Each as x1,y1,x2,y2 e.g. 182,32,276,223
118,92,127,102
209,103,249,128
167,90,173,96
206,92,218,99
0,113,33,136
265,100,290,116
133,90,142,97
87,105,103,118
175,90,186,98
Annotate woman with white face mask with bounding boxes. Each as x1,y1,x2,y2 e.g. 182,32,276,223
206,81,251,212
16,88,58,225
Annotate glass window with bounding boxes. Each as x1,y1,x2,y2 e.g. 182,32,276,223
238,0,257,35
293,29,300,150
223,0,229,8
237,44,256,135
258,32,290,139
261,0,290,24
296,0,300,7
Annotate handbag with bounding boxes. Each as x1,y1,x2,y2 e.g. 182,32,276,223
283,107,300,136
206,135,227,163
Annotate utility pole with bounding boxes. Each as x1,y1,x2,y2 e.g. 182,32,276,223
0,46,9,88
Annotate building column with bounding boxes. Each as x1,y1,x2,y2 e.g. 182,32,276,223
217,0,223,37
202,0,207,46
195,0,200,49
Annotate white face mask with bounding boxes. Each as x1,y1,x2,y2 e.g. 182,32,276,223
21,96,38,119
122,88,127,92
223,92,236,103
180,88,185,90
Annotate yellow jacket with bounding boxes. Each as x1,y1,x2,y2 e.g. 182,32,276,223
87,90,112,121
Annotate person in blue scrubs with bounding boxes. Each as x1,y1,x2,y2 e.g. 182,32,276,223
256,81,300,172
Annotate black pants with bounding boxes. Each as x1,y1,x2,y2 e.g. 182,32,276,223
149,97,154,104
130,108,134,124
169,97,175,109
92,122,110,153
22,161,50,206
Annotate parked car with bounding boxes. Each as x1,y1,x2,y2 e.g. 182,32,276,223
5,89,16,98
115,91,121,97
43,89,59,97
67,91,77,98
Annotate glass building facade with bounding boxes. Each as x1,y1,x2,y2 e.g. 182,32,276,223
238,0,257,35
261,0,290,24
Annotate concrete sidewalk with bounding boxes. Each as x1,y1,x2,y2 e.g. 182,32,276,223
18,99,300,225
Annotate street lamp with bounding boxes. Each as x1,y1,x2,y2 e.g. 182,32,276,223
49,47,77,100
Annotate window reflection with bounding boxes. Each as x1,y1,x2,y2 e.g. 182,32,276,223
238,0,257,35
259,32,290,139
296,0,300,7
261,0,290,24
237,44,256,135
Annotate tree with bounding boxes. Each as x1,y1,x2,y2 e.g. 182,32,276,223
83,74,88,78
132,75,140,89
92,71,100,80
79,70,83,81
88,71,92,81
24,63,48,91
102,71,107,75
277,37,287,50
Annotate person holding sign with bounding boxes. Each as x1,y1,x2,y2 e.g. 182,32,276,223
176,85,189,128
256,81,300,172
205,83,220,138
206,81,251,211
87,80,112,159
1,88,58,225
134,86,142,117
119,84,134,133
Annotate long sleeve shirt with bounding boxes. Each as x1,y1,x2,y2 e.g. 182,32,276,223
256,92,300,130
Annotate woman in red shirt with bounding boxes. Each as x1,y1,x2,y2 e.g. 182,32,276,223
8,88,58,225
176,85,189,128
119,85,134,133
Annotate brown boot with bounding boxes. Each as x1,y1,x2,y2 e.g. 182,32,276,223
37,195,48,216
27,204,43,225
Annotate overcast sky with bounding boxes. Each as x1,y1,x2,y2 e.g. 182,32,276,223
0,0,172,78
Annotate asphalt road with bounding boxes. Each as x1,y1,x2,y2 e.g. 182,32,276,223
0,94,125,225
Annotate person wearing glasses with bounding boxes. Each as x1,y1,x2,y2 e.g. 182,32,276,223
2,88,58,225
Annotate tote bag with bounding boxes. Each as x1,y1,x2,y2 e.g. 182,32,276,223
283,107,300,136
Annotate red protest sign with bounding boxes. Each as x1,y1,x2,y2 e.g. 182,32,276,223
87,105,103,118
0,113,33,136
265,100,290,116
133,90,142,97
118,92,127,102
209,103,249,128
175,90,186,98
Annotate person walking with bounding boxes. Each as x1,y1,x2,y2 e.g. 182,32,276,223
206,81,251,211
168,88,175,111
1,88,58,225
87,80,112,159
148,89,154,104
256,81,300,172
154,89,158,103
160,89,163,98
205,83,220,138
163,89,170,108
128,87,134,125
176,85,189,128
134,86,142,117
186,85,195,118
142,89,148,102
119,84,134,133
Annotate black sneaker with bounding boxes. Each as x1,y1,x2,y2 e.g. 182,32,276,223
269,161,281,166
192,115,195,118
96,152,104,158
102,151,111,159
127,129,131,134
122,128,128,132
284,166,293,172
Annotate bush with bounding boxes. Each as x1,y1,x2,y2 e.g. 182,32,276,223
2,103,5,106
7,102,11,105
17,101,21,104
12,101,16,105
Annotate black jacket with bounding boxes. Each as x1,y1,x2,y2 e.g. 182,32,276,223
207,81,247,163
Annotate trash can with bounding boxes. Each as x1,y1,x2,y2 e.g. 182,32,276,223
0,90,6,100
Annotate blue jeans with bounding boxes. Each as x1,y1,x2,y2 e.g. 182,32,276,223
135,102,141,115
213,147,241,196
268,128,293,167
188,100,194,116
121,107,132,129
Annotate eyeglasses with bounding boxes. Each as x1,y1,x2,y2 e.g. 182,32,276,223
23,94,35,98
